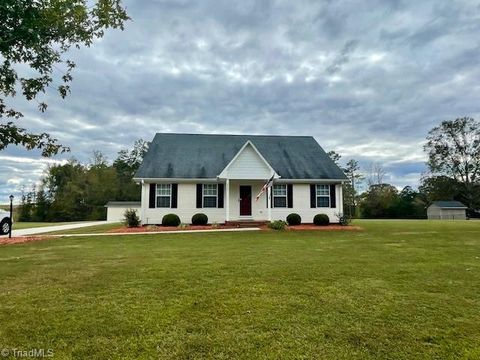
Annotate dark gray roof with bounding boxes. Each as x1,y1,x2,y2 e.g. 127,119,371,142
105,201,141,207
431,201,467,209
135,133,347,180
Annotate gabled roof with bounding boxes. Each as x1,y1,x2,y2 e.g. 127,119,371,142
135,133,347,180
431,201,467,209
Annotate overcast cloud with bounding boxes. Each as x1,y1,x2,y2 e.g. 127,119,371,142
1,0,480,203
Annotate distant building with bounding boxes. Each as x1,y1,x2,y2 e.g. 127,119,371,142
105,202,141,222
427,201,467,220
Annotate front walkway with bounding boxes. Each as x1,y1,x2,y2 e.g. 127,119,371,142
8,221,115,237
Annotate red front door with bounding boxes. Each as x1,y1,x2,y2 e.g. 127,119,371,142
239,186,252,216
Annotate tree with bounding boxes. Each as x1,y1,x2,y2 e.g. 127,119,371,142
366,163,386,187
113,139,149,201
343,159,364,216
327,150,342,165
424,117,480,208
0,0,129,156
359,183,398,218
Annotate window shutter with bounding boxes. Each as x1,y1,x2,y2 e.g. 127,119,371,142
149,184,156,208
310,184,316,208
171,184,178,208
217,184,224,208
287,184,293,208
330,184,336,208
196,184,203,208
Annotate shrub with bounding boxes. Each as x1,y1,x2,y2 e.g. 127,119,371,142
286,213,301,226
314,214,330,226
162,213,181,227
336,213,352,226
268,220,287,230
192,213,208,225
123,209,140,228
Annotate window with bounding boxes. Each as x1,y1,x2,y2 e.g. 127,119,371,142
203,184,218,208
273,184,287,208
316,185,330,207
156,184,171,208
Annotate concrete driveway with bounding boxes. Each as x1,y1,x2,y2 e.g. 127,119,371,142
9,221,114,237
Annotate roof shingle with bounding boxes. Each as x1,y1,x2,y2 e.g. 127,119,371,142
135,133,347,180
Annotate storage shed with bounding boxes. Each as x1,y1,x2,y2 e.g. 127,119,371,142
105,201,141,222
427,201,467,220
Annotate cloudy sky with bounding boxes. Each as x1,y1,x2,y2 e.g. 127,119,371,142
1,0,480,203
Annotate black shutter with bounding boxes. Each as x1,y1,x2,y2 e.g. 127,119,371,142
196,184,203,208
149,184,156,208
171,184,178,208
330,184,336,208
218,184,224,208
310,184,316,208
287,184,293,208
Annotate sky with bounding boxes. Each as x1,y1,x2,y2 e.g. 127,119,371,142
1,0,480,203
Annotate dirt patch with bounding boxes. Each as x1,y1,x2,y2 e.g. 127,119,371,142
0,236,54,245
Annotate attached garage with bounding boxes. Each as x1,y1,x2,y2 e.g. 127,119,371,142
105,201,141,222
427,201,467,220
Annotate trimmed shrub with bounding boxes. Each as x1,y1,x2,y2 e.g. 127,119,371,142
192,213,208,225
123,209,140,228
268,220,287,231
286,213,301,226
162,213,181,227
314,214,330,226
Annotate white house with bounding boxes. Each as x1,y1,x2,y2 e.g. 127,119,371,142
133,133,348,224
427,201,467,220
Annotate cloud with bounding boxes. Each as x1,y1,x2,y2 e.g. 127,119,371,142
2,0,480,202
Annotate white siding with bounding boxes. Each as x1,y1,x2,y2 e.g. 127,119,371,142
141,183,225,224
107,206,140,222
427,205,466,220
222,144,273,179
141,181,344,224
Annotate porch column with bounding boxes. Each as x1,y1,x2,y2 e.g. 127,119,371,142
225,179,230,222
267,185,272,221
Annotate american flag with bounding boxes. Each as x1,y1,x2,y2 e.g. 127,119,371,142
255,174,275,201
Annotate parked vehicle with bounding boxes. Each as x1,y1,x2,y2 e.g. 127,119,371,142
0,209,12,235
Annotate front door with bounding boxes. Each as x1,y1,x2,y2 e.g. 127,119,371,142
239,186,252,216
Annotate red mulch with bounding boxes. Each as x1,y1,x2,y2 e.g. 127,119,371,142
107,224,239,233
108,224,362,233
0,236,54,245
286,224,362,231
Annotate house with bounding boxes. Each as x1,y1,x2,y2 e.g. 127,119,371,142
427,201,467,220
133,133,348,224
105,201,141,222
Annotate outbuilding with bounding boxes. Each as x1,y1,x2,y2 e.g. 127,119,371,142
427,201,467,220
105,201,141,222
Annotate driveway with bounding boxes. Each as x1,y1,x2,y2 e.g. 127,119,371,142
9,221,114,237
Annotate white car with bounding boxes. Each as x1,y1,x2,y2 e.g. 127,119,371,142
0,209,12,235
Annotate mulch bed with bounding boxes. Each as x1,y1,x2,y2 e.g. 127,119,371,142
108,224,363,233
286,224,362,231
0,236,54,245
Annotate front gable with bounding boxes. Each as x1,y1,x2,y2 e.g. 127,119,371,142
218,141,278,180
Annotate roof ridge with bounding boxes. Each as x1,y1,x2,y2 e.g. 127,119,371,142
154,132,314,138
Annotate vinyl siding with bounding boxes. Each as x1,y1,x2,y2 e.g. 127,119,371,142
141,182,344,224
222,144,273,179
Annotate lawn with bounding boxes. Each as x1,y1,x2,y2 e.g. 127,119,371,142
0,220,479,359
41,222,122,235
11,222,81,230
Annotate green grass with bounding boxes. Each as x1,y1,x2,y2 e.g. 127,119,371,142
0,220,479,359
42,222,122,235
12,221,81,230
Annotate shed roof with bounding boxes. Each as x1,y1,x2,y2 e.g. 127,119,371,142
105,201,141,207
430,201,467,209
135,133,347,180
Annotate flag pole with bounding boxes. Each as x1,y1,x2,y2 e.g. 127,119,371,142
267,183,272,222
